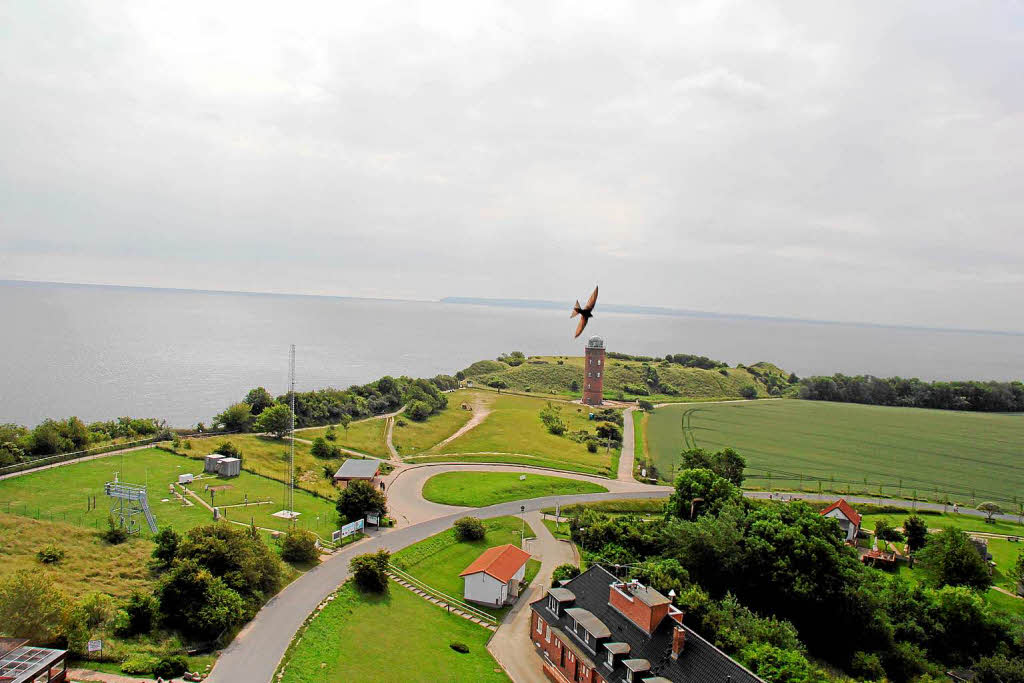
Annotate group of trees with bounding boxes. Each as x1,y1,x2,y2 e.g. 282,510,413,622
336,480,387,524
0,416,166,466
799,374,1024,412
568,462,1024,682
213,374,452,434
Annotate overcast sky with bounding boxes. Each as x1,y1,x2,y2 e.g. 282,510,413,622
1,1,1022,330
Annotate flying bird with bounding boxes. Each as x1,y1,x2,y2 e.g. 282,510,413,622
570,286,599,338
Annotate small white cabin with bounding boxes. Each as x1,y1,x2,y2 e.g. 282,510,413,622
459,544,532,607
821,499,862,543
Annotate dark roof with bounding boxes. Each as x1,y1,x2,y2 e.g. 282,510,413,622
549,587,576,603
565,607,611,638
333,459,381,479
532,566,764,683
0,646,66,683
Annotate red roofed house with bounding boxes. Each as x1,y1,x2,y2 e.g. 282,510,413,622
821,499,862,542
460,544,532,607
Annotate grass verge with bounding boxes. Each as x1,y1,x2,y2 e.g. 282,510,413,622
421,471,607,507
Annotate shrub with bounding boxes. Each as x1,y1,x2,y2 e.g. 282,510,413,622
120,655,159,675
395,418,407,427
101,516,128,545
739,386,758,399
151,527,181,570
637,400,654,412
311,437,333,458
406,400,431,422
623,384,650,396
153,655,189,679
281,529,319,564
718,368,729,376
213,441,241,458
325,426,337,441
36,544,65,564
79,592,114,628
116,591,158,636
453,517,486,541
552,564,581,585
351,550,390,593
450,642,470,653
337,479,388,524
586,441,598,453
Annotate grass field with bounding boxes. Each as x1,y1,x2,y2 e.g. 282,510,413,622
178,434,342,498
391,515,539,619
298,415,389,458
645,400,1024,505
468,355,780,402
392,390,478,455
541,517,572,541
278,580,508,683
634,410,649,479
429,393,618,476
0,447,340,537
421,472,607,507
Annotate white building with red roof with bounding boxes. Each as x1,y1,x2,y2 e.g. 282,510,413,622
460,543,532,607
820,498,862,542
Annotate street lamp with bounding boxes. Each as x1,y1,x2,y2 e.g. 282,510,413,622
520,505,526,541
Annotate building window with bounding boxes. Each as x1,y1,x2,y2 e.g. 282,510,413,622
596,372,601,378
559,646,565,668
586,383,590,390
545,624,551,643
598,359,602,365
589,358,592,365
607,651,615,668
537,616,544,634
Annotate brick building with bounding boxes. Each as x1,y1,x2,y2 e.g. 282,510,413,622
530,566,763,683
583,336,606,406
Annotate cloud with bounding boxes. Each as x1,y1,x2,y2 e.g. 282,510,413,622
0,0,1022,330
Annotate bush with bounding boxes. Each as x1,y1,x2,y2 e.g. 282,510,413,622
101,516,128,545
586,441,598,453
79,592,114,628
213,441,241,458
552,564,581,585
116,591,158,636
453,517,486,541
153,655,189,680
281,529,319,564
337,479,388,524
311,437,334,458
36,544,65,564
637,400,654,412
739,386,758,399
622,384,650,396
120,655,159,675
325,426,337,441
351,550,390,593
450,642,470,654
406,400,431,422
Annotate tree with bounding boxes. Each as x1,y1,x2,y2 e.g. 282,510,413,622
551,564,581,585
350,549,390,592
595,422,622,442
629,558,688,598
244,387,275,415
1010,549,1024,594
254,404,293,438
214,403,255,432
916,527,992,591
904,515,928,553
453,517,485,541
978,502,1002,523
0,571,68,643
120,591,158,635
311,437,333,458
666,468,741,519
498,351,526,366
680,448,746,487
157,559,246,638
739,643,814,683
539,403,566,436
874,519,904,543
281,529,319,564
337,479,387,524
151,527,180,570
406,400,431,422
172,524,283,607
973,654,1024,683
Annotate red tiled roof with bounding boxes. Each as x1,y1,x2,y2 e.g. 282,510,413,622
820,498,861,526
459,544,532,583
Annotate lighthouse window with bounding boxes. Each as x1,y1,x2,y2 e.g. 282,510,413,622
598,359,602,366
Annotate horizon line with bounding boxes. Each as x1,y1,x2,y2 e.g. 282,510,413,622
3,278,1022,338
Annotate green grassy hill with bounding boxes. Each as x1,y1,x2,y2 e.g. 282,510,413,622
464,354,791,401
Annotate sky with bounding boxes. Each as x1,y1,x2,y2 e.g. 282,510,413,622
1,1,1022,331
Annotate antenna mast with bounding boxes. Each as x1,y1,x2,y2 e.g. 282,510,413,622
288,344,296,521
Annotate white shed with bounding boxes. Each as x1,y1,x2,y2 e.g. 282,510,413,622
459,544,532,607
204,454,224,473
820,499,862,543
217,457,241,477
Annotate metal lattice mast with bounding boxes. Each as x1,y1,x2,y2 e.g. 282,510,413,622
289,344,296,520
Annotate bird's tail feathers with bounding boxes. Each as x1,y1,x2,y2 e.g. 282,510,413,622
571,300,581,318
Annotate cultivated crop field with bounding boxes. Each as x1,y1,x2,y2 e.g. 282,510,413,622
645,400,1024,505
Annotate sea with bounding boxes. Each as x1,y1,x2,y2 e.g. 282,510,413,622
1,280,1022,428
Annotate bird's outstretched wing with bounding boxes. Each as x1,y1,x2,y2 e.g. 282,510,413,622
584,286,598,312
574,316,588,338
571,300,581,318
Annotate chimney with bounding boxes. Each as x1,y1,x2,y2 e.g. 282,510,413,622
671,626,686,659
608,581,671,634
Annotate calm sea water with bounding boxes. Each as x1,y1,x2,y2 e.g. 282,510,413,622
2,280,1022,427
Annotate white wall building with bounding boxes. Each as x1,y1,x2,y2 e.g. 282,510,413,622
460,544,532,607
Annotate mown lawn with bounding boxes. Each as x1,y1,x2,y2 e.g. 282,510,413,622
421,471,607,507
178,433,340,498
391,515,539,619
646,399,1024,505
542,517,572,541
0,448,339,537
278,580,508,683
860,511,1024,537
299,415,389,458
431,393,618,477
392,390,479,455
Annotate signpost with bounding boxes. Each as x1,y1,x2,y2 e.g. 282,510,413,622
334,518,365,542
87,640,102,654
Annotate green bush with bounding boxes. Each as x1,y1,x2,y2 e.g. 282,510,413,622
406,400,431,422
281,529,319,564
586,441,598,453
36,544,65,564
453,517,486,541
552,564,581,585
115,591,158,636
739,386,758,399
449,642,470,653
350,549,390,593
100,516,128,545
153,655,189,679
120,654,159,675
79,592,114,628
213,441,241,458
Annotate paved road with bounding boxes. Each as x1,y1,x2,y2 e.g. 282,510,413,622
487,511,574,683
206,488,670,683
618,407,636,481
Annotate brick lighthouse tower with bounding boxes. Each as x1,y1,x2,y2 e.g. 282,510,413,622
583,336,606,406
